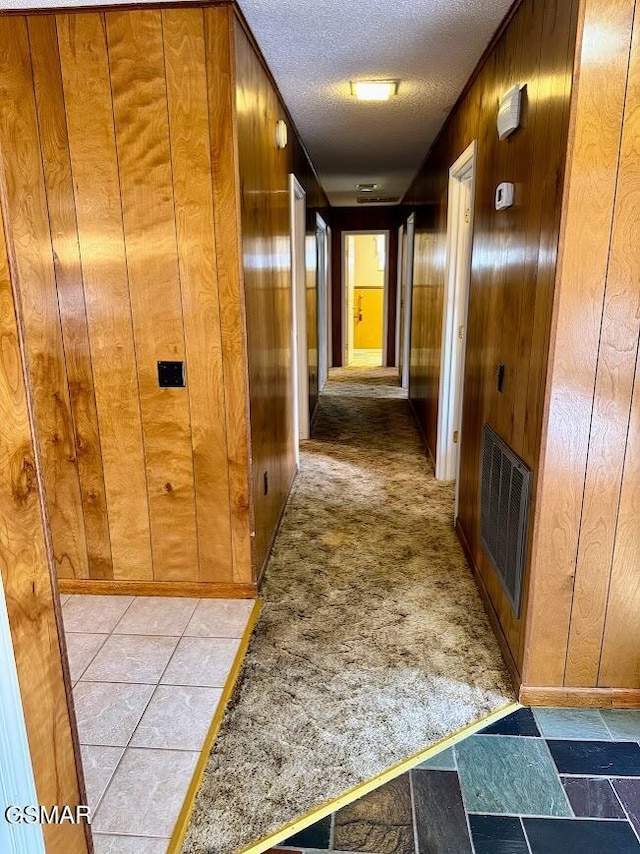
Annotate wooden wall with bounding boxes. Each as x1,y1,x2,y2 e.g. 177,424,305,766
0,208,88,852
403,0,579,680
232,9,327,578
523,0,640,705
330,206,400,367
0,7,255,597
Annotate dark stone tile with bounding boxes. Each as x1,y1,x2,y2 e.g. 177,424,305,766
412,769,472,853
333,774,414,854
469,814,529,854
562,777,626,818
547,740,640,777
480,708,540,737
613,778,640,837
281,815,331,849
523,817,640,853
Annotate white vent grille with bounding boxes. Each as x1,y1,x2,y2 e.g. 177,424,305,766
480,424,531,617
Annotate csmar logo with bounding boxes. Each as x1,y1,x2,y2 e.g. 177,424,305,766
4,805,91,825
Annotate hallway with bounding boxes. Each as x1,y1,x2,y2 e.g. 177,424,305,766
182,368,514,853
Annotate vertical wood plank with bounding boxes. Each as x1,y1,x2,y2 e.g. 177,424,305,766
163,8,234,582
524,0,636,687
204,5,254,583
0,201,88,853
57,12,154,580
0,15,89,580
28,14,113,580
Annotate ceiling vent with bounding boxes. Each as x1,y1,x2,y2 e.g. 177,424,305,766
356,195,399,205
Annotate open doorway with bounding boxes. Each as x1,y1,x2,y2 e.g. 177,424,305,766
342,231,389,368
290,174,309,461
435,141,477,519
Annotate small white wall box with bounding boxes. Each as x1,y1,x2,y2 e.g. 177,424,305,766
275,119,288,149
497,84,522,140
495,182,515,210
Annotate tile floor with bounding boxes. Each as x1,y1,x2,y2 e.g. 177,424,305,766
273,707,640,854
61,594,254,853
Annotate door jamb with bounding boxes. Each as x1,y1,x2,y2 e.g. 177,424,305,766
401,214,416,389
316,213,330,391
289,174,308,462
342,229,390,366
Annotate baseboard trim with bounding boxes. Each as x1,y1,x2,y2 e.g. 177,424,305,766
58,579,257,599
167,599,263,854
237,700,521,854
520,686,640,708
455,519,522,695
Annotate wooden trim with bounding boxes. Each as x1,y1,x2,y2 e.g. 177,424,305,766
456,519,522,695
0,1,232,16
520,686,640,709
167,599,263,854
237,701,521,854
59,579,257,599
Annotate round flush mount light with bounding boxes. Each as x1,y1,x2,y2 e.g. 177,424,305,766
275,119,288,149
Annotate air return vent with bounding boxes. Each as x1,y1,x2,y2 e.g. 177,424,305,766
357,195,399,205
480,424,531,617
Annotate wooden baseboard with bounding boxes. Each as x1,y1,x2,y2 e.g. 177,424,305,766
455,519,522,695
520,686,640,708
58,579,257,599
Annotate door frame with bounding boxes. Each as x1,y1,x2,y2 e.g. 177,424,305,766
341,229,390,366
289,174,308,462
435,140,477,493
401,214,416,389
316,213,330,391
395,223,405,373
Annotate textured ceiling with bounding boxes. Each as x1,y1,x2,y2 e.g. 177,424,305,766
3,0,513,205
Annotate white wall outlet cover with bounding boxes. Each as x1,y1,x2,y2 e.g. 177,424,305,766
275,119,288,149
495,182,515,210
497,84,522,140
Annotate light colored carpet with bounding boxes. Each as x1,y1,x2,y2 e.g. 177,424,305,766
182,367,515,854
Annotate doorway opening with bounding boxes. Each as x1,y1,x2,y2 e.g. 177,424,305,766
435,141,477,519
397,214,415,389
290,174,309,462
342,231,389,368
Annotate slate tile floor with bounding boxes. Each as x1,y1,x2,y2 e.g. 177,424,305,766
273,707,640,854
61,594,254,853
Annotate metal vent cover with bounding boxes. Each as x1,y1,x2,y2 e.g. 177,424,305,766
356,195,400,204
480,423,531,617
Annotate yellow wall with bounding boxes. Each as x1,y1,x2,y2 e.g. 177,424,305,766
350,234,385,351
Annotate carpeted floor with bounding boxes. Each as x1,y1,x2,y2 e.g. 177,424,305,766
182,368,515,854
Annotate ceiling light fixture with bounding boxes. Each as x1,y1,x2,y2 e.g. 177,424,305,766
351,80,398,102
356,183,378,192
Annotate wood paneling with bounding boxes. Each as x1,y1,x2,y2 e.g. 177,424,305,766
232,8,327,576
0,204,88,852
404,0,579,676
0,7,254,592
526,0,640,696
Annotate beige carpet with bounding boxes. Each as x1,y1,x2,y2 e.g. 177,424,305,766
182,368,515,854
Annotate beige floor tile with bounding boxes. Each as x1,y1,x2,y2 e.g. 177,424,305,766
65,633,109,683
63,595,134,634
184,598,254,638
161,637,240,688
73,682,154,746
92,747,198,837
92,834,168,854
130,685,222,751
113,597,199,637
80,745,124,811
82,635,178,684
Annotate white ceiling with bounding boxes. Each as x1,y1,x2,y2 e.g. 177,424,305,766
3,0,513,206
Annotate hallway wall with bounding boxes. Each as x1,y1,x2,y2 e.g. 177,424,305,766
404,0,579,678
233,11,328,578
330,207,400,367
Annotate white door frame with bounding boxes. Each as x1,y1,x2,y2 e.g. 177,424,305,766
316,213,330,391
0,573,46,854
342,229,390,366
401,214,416,389
435,140,477,492
290,173,308,463
395,223,405,372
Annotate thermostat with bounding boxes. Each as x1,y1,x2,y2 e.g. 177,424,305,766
495,182,514,210
497,84,523,140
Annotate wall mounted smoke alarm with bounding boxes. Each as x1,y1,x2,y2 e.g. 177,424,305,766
495,182,515,210
275,119,288,149
497,84,523,140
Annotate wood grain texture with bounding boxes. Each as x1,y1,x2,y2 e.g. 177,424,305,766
525,0,638,690
0,200,88,853
162,7,234,582
57,11,154,581
0,15,89,582
519,687,640,709
59,578,257,599
404,0,579,674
